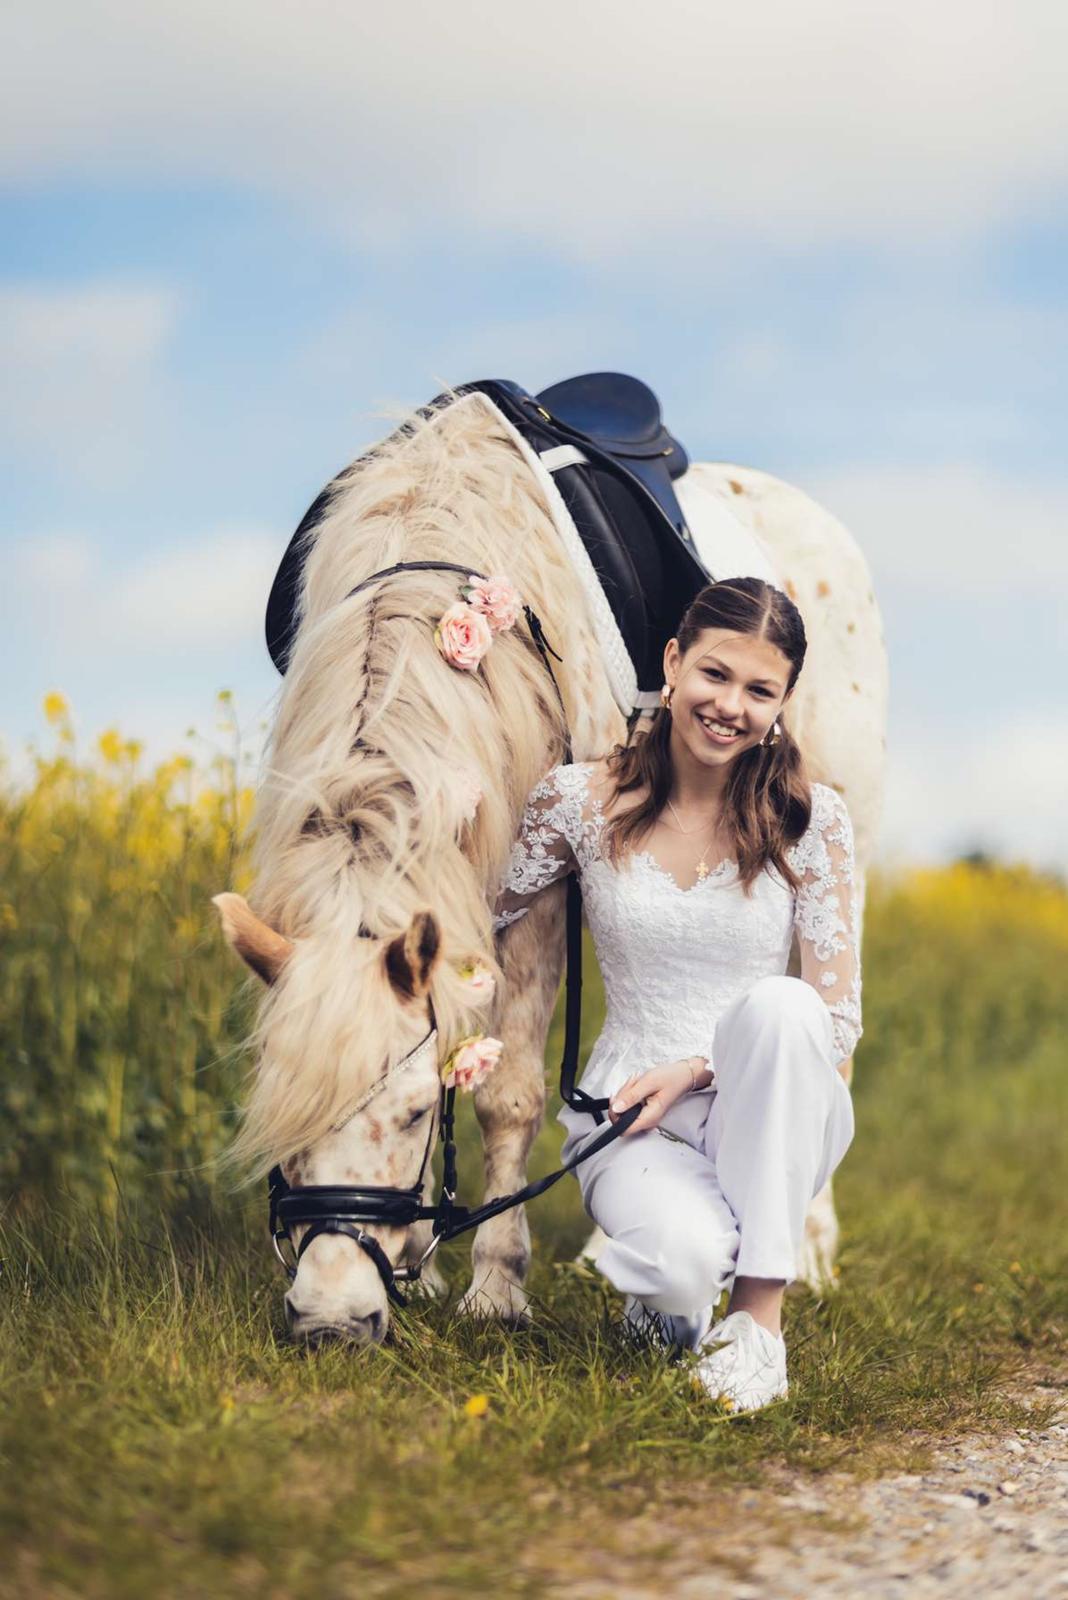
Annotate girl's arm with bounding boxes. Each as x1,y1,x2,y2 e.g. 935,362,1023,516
792,786,863,1071
492,766,579,933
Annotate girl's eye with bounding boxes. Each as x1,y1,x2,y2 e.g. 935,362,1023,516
750,687,773,698
703,668,725,680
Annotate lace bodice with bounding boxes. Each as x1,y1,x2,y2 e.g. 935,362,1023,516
493,762,862,1103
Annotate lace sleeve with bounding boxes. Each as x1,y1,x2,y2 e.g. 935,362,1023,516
790,785,863,1065
492,766,580,933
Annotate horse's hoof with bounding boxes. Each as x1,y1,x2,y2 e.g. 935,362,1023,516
457,1276,532,1326
798,1183,840,1293
796,1228,839,1293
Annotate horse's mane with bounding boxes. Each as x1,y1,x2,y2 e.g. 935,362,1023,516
227,392,595,1177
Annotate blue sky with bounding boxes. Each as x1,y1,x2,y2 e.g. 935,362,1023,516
3,0,1066,866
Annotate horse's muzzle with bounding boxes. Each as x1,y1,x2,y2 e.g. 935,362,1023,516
285,1303,387,1348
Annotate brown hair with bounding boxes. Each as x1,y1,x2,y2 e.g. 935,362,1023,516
602,578,811,893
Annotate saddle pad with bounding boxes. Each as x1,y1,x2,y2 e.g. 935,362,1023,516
478,393,781,720
674,467,780,594
469,391,640,716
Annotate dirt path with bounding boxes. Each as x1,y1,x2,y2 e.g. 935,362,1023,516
561,1369,1068,1599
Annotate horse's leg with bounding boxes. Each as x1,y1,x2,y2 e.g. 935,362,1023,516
458,884,565,1322
796,1052,854,1292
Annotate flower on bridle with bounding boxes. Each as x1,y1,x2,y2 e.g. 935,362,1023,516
441,1033,503,1092
434,574,522,671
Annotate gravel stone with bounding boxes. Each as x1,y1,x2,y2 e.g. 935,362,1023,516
577,1368,1068,1600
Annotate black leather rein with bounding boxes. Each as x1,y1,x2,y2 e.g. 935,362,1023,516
266,553,643,1308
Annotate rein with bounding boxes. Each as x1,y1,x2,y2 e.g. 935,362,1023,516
267,558,642,1307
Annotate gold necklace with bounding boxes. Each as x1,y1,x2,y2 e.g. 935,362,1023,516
664,796,719,882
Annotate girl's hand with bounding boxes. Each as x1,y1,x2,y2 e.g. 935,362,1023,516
608,1058,702,1136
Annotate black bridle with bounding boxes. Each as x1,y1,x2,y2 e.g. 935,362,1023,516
266,558,644,1307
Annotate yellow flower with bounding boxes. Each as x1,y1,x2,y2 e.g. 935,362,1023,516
463,1393,490,1418
97,728,124,764
1009,1261,1022,1274
43,691,69,725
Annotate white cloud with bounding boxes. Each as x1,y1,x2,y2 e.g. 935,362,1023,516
17,530,94,587
3,1,1067,257
804,463,1068,592
0,283,178,483
111,530,281,646
12,524,280,652
882,716,1068,870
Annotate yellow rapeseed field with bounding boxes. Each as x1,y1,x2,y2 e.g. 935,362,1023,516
2,694,1066,1221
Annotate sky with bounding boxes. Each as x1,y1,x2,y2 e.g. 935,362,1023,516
2,0,1066,869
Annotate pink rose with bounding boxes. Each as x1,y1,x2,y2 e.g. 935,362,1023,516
442,1034,503,1092
458,960,495,1003
434,602,493,671
464,574,522,634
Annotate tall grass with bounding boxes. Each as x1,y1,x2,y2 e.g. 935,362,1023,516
1,703,1066,1597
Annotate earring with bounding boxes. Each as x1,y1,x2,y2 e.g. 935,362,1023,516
760,720,782,748
660,684,673,710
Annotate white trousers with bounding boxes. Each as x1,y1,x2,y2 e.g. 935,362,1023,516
559,976,856,1315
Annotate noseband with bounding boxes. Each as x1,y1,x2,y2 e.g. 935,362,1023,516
267,558,643,1308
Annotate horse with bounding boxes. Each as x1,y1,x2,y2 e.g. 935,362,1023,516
213,386,887,1346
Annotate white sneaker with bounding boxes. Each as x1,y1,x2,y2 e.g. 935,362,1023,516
623,1294,716,1356
693,1310,788,1412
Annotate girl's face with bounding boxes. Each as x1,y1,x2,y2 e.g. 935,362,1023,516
663,628,792,774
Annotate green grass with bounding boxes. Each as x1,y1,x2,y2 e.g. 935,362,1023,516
2,864,1067,1596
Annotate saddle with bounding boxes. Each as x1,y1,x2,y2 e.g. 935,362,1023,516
265,372,713,712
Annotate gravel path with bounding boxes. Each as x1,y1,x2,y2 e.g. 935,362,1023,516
563,1368,1068,1599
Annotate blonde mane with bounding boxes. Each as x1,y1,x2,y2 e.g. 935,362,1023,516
228,392,604,1177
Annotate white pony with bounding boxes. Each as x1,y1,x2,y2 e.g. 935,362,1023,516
215,389,886,1345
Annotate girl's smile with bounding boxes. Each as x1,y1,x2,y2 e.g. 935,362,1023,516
665,629,791,780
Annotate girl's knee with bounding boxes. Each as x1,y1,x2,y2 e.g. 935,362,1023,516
640,1222,737,1315
744,974,824,1021
717,976,832,1057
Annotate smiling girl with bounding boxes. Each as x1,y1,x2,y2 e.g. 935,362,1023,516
493,577,859,1412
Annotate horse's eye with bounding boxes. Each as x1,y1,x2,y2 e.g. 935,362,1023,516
403,1105,431,1130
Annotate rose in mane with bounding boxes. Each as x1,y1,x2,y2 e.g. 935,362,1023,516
464,573,522,633
434,602,493,671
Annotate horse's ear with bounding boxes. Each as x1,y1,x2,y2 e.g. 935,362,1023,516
383,910,441,1000
212,893,295,985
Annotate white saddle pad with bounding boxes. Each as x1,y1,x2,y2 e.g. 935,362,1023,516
467,390,779,718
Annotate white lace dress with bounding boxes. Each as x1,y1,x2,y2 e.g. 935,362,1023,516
492,762,862,1114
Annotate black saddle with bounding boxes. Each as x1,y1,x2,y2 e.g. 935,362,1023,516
265,372,712,703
